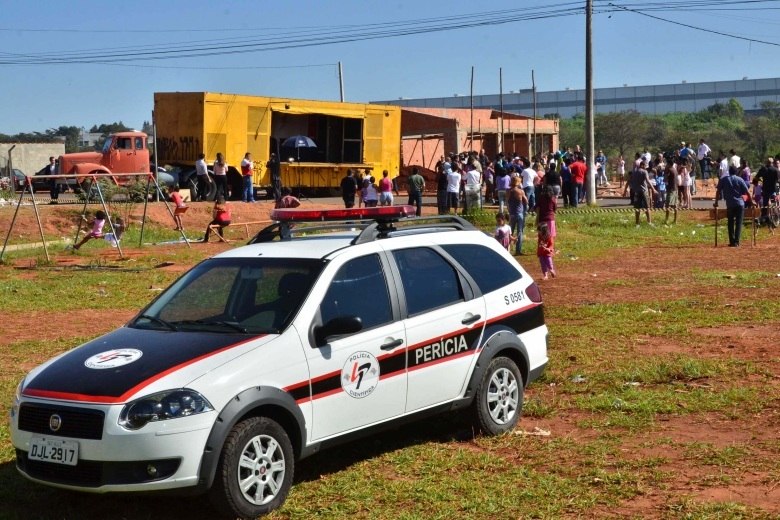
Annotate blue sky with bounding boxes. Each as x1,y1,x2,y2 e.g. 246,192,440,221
1,0,779,134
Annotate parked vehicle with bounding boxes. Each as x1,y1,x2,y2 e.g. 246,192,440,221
10,207,548,519
154,92,401,200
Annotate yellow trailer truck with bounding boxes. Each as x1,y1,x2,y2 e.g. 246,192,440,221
154,92,401,200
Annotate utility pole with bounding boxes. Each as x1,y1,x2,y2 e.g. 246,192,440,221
585,0,596,204
470,66,474,151
338,61,345,102
532,70,537,159
499,68,504,154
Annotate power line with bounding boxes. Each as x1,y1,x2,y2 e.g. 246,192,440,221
607,2,780,47
0,0,777,67
0,4,587,65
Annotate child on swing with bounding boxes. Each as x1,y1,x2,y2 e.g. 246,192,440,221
73,210,107,250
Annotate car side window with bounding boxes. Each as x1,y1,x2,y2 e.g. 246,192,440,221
392,247,463,315
441,244,522,294
320,254,392,330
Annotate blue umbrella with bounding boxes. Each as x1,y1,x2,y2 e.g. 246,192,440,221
282,135,317,161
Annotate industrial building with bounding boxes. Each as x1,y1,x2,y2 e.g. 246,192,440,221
378,77,780,119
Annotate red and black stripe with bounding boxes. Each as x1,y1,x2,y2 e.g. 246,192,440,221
23,328,258,404
288,302,544,403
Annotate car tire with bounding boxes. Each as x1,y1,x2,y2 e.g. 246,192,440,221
472,356,524,435
209,416,294,520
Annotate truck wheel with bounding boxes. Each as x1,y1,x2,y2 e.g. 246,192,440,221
209,416,294,519
227,168,243,200
181,173,199,200
472,356,524,435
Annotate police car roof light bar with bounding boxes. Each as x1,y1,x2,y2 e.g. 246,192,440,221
270,205,417,223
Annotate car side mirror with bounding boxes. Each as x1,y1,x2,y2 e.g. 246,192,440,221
314,316,362,346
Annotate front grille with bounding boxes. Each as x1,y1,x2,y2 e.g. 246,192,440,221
18,403,105,440
16,450,181,487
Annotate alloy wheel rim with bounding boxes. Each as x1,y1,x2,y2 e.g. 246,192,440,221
237,434,286,505
487,367,519,425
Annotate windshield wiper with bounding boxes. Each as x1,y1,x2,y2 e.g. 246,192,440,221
210,320,248,333
135,314,178,331
175,319,247,333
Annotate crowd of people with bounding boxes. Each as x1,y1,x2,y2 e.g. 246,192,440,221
61,140,780,264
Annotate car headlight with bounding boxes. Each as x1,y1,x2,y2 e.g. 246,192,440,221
119,389,213,430
10,377,25,419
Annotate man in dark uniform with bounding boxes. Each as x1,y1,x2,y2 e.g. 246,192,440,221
266,153,282,202
752,157,779,229
44,156,60,204
340,169,358,208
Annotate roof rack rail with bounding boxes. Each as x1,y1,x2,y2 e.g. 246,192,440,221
247,208,477,245
352,214,476,244
248,221,374,244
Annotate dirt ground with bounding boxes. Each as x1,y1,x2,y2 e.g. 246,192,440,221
2,200,779,516
535,232,780,516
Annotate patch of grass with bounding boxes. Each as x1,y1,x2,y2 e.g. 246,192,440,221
691,268,780,289
664,496,767,519
0,268,180,311
684,443,751,467
521,394,558,418
551,211,714,260
604,278,636,287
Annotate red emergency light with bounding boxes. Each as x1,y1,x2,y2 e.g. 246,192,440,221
271,205,417,222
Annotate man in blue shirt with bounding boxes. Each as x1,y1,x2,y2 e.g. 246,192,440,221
595,150,607,186
714,167,750,247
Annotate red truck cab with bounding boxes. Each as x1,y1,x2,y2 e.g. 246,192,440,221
58,132,151,185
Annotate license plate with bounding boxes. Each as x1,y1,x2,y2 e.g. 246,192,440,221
28,437,79,466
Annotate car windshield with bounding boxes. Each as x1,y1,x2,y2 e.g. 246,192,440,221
131,257,323,334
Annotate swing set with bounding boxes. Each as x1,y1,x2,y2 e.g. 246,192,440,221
1,171,190,262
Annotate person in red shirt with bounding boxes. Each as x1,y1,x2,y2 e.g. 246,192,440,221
240,152,255,203
569,154,587,208
275,187,301,209
169,184,187,231
203,197,231,242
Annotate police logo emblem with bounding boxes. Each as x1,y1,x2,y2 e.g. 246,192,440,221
85,349,143,369
341,351,379,399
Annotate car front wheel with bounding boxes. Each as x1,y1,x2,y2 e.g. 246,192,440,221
210,416,294,519
473,356,524,435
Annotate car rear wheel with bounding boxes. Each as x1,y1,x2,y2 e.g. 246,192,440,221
472,356,524,435
210,416,294,519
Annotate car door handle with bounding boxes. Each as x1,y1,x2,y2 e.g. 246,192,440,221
461,314,481,325
380,338,404,351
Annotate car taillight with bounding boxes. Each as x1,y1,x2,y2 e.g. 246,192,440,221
525,282,542,303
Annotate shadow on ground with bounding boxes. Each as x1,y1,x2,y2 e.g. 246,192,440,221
1,414,475,519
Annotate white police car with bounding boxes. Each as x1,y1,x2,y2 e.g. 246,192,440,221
10,206,548,519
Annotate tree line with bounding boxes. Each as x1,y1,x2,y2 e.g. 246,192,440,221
558,99,780,167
